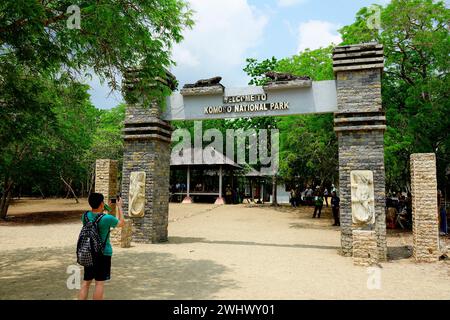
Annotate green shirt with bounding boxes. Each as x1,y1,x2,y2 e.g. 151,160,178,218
81,211,119,256
315,196,324,207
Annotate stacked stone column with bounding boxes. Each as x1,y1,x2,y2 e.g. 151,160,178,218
333,43,387,261
121,69,173,243
95,159,119,207
410,153,439,262
352,230,378,266
95,159,132,248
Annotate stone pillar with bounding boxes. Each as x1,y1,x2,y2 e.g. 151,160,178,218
110,220,133,248
352,230,378,266
333,43,387,260
95,159,118,208
410,153,439,262
121,68,174,243
95,159,132,248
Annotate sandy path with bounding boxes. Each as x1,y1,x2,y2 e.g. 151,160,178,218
0,202,449,300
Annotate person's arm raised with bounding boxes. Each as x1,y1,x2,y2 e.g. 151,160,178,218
116,197,125,228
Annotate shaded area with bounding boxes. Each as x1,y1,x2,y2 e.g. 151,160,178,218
0,211,84,226
253,204,334,219
387,246,413,261
168,236,340,251
0,247,235,300
289,222,340,231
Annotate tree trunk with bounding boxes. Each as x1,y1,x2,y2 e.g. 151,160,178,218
60,175,79,203
36,185,46,199
87,168,95,196
64,179,73,199
81,181,85,198
271,175,278,206
0,179,13,220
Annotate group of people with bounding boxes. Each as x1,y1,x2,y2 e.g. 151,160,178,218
386,192,413,229
289,185,340,226
170,183,187,193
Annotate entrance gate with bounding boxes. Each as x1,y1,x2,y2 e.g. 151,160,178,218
120,43,387,261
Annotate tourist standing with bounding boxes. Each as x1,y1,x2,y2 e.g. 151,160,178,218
306,186,314,206
331,191,340,226
438,190,448,235
405,192,413,227
312,190,324,219
324,188,329,207
290,188,297,208
225,185,233,204
78,193,125,300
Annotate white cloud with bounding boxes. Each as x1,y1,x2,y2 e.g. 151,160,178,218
172,46,200,68
277,0,308,7
297,20,342,53
171,0,268,87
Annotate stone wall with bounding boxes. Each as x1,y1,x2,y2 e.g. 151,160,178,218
121,97,172,243
110,220,133,248
95,159,118,208
337,130,386,259
95,159,133,247
410,153,439,262
333,44,387,261
352,230,378,266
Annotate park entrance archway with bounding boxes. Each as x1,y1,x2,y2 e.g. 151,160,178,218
120,43,387,262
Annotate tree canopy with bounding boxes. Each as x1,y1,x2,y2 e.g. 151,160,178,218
242,0,449,192
0,0,448,217
0,0,193,218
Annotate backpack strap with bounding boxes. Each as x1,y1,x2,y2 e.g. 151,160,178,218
82,211,90,224
93,213,105,225
93,213,111,249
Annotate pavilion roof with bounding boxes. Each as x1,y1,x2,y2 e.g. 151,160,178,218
170,147,241,168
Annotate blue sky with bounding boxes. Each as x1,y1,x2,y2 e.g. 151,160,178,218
88,0,390,110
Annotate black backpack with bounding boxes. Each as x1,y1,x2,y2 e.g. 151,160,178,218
76,212,110,267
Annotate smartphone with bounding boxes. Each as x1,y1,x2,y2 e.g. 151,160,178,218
111,198,117,204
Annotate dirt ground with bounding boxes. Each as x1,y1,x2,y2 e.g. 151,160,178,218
0,199,449,300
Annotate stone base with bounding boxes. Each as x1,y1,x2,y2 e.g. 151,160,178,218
182,196,193,204
214,197,225,205
352,230,378,266
110,220,133,248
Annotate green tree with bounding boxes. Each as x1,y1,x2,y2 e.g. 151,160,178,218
277,46,334,81
340,0,450,191
0,1,193,218
83,103,126,195
0,0,192,97
0,68,97,217
243,46,338,189
243,57,279,86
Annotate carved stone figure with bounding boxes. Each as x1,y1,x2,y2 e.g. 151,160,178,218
265,72,311,82
183,76,222,88
129,171,146,218
351,170,375,225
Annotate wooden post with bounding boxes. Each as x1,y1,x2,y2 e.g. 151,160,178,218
182,165,193,203
215,165,225,205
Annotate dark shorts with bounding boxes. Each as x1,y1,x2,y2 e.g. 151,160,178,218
83,255,111,281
